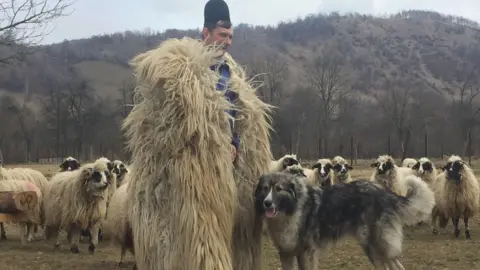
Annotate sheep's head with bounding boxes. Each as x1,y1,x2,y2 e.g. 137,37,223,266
312,159,333,178
442,155,464,183
60,157,81,171
284,164,307,177
281,154,299,170
332,156,353,175
95,157,115,185
371,155,395,175
412,157,434,174
113,160,129,185
81,163,110,197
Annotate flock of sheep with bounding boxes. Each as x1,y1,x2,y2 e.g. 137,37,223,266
0,156,133,266
270,153,479,240
0,152,478,268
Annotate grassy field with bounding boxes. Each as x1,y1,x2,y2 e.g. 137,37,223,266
1,161,480,269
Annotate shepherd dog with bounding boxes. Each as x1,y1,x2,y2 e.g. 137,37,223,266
254,171,435,270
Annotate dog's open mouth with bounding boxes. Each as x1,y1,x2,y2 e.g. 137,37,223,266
265,208,277,218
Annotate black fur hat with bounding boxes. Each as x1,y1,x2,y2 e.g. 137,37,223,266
204,0,231,28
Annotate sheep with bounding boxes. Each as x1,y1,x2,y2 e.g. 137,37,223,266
103,182,135,268
331,155,354,184
269,154,299,172
411,157,438,188
59,157,81,172
43,160,110,253
113,160,129,187
311,158,334,187
283,164,317,186
370,155,415,196
0,166,48,241
402,158,417,168
432,155,480,238
79,157,116,242
0,179,42,245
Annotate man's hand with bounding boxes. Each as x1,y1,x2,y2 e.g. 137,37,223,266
231,145,237,162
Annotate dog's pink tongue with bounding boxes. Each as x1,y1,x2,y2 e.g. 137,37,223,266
265,208,275,217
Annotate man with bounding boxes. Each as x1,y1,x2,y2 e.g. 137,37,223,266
123,0,273,268
202,0,238,162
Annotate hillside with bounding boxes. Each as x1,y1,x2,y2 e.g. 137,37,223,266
2,9,480,163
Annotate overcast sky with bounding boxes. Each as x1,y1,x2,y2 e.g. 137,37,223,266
40,0,479,44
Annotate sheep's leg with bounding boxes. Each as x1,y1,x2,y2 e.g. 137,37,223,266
118,245,127,266
26,223,36,242
67,224,81,254
432,211,438,235
0,222,6,240
20,223,28,246
452,217,460,238
88,223,100,254
464,216,471,239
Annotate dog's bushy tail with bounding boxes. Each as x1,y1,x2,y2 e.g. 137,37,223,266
397,175,436,226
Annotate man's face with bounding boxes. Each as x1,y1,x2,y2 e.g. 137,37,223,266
203,25,233,54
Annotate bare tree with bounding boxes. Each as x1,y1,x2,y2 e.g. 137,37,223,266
305,53,350,156
0,0,75,63
257,56,288,106
374,79,413,159
449,69,480,156
118,79,134,119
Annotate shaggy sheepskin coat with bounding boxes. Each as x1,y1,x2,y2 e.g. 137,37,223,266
123,37,273,270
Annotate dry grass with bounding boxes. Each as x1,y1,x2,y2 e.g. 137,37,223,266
1,161,480,269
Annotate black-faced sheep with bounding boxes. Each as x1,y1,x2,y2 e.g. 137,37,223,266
59,157,81,172
43,160,110,253
269,154,299,172
411,157,437,188
370,155,415,196
432,155,479,238
402,158,417,168
311,158,334,187
331,155,353,184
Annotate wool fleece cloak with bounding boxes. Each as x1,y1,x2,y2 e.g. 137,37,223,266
123,37,273,270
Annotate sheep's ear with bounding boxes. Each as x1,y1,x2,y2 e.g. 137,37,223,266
107,162,114,172
370,162,378,168
311,163,322,170
347,165,353,170
59,162,67,169
412,162,420,170
325,163,332,170
82,167,94,179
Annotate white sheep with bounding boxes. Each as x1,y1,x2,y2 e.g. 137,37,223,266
43,160,110,253
269,154,299,173
0,179,42,245
331,156,353,184
103,182,135,267
370,155,415,196
432,155,479,239
283,164,316,186
59,157,81,172
311,158,334,187
402,158,417,168
113,160,129,187
0,166,48,242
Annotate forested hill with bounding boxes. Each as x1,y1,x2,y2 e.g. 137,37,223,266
1,9,480,162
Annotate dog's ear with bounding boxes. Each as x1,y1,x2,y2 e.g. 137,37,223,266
254,175,267,214
370,162,378,168
412,162,420,170
287,182,296,199
347,165,353,170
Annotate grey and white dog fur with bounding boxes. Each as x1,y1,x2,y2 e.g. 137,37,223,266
254,172,435,270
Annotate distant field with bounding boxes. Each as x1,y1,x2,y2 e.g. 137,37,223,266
1,161,480,269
